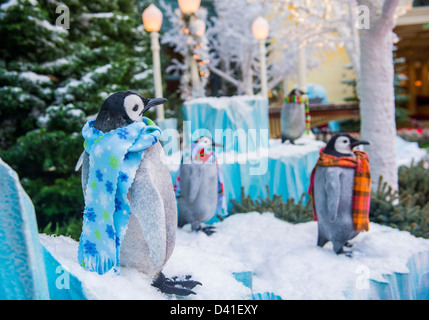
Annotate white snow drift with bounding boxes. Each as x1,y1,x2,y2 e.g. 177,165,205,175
39,212,429,300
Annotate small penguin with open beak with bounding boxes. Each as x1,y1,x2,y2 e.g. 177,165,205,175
176,136,224,236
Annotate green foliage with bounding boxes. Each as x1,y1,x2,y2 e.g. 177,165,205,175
230,186,313,224
398,160,429,209
341,64,359,103
0,0,156,237
41,216,83,241
369,172,429,239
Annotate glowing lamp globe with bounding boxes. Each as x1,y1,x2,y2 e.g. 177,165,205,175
178,0,201,14
142,4,163,32
252,17,269,40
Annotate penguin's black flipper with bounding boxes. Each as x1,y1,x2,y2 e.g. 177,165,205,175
152,273,199,296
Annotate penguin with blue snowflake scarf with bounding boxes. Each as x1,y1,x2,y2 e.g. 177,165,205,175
76,91,201,296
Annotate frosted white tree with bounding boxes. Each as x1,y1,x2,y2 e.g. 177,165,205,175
160,0,359,98
356,0,405,191
159,0,210,100
205,0,361,96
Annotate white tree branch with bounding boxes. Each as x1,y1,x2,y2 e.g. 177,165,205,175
377,0,401,37
207,65,240,88
382,0,400,19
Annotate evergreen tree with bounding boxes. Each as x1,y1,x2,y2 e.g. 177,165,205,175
0,0,155,239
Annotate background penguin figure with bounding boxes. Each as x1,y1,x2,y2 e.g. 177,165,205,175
77,91,201,295
176,136,223,236
281,89,306,144
309,133,371,256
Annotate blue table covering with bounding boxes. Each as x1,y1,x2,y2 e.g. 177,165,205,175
167,138,325,222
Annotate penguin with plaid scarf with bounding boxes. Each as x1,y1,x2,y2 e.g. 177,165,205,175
308,133,371,256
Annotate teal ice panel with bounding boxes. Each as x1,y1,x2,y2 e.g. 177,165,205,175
0,158,49,300
42,245,87,300
182,96,270,153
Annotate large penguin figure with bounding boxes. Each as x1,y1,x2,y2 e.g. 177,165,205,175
176,136,222,236
309,133,371,256
281,89,306,144
77,91,200,295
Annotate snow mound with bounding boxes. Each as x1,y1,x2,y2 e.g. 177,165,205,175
39,213,429,300
396,135,427,167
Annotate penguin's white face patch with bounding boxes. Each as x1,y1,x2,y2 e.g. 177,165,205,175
124,94,144,122
334,136,353,155
197,136,213,146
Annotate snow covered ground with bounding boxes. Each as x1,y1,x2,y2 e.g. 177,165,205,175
38,136,428,300
39,212,429,300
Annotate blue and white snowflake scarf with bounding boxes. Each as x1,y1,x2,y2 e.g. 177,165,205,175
78,118,161,275
173,142,228,219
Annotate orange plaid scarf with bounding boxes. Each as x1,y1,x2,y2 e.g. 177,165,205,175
308,148,371,232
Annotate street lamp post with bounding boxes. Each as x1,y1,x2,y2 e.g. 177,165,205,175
252,17,269,98
142,4,165,121
178,0,204,98
298,43,307,94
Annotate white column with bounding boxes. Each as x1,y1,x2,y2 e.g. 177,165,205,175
150,31,165,120
189,54,202,98
298,44,307,93
259,39,268,98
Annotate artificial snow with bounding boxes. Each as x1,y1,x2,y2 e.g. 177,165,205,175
28,16,68,34
81,12,114,20
395,135,427,167
20,71,52,84
132,70,153,82
57,64,112,96
39,212,429,300
41,58,70,69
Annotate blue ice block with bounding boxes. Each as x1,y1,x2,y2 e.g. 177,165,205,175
182,96,270,153
42,245,87,300
0,158,49,300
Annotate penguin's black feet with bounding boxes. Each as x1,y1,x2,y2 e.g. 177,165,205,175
344,241,353,248
198,225,216,236
335,247,353,258
166,275,202,290
152,273,202,296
